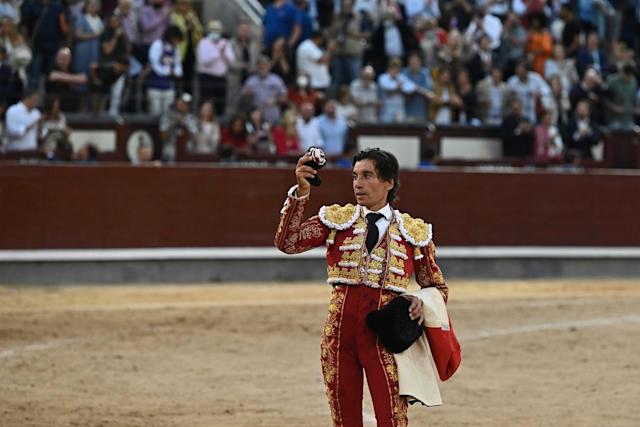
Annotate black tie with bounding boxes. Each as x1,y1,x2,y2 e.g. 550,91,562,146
365,213,383,253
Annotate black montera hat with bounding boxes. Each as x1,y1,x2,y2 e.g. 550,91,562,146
366,297,423,353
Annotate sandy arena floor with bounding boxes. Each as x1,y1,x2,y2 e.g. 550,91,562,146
1,280,639,427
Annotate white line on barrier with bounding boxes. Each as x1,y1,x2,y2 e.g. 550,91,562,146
1,246,640,262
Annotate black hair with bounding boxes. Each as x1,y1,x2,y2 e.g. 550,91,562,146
352,148,400,204
43,95,60,113
163,25,184,43
22,88,40,100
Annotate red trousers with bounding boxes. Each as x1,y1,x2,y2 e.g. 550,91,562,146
321,285,408,427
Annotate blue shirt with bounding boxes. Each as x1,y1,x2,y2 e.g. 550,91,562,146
402,67,433,121
21,0,65,50
317,115,348,156
263,1,302,48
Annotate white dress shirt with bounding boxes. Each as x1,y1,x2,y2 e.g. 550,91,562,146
296,116,324,151
362,203,393,244
5,101,41,151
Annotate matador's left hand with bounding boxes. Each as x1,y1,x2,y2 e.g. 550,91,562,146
402,294,424,326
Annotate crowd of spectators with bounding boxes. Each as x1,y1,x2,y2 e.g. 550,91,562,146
0,0,639,164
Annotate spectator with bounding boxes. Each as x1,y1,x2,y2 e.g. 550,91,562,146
76,142,100,162
558,4,580,58
131,135,155,165
430,68,463,125
114,0,143,63
4,89,41,151
349,65,379,123
89,57,129,113
190,100,220,154
262,0,302,50
544,44,579,93
495,12,527,76
577,0,614,40
0,17,31,92
456,68,477,124
99,12,130,115
416,17,443,69
221,112,251,158
0,45,21,106
72,0,104,93
147,24,183,116
476,65,508,125
419,143,438,170
467,33,494,85
272,108,301,156
46,47,88,112
464,7,503,50
0,0,17,22
228,21,260,112
378,57,414,124
294,0,313,42
246,107,275,155
402,52,434,123
436,29,471,78
525,11,553,76
405,0,440,24
288,71,321,112
158,91,197,161
533,109,564,161
170,0,202,95
604,63,638,129
49,138,74,161
40,95,70,156
549,74,571,126
139,0,171,61
317,99,348,156
576,31,612,78
196,20,234,117
562,99,602,159
366,6,418,76
21,0,68,90
296,31,333,92
296,101,322,151
335,85,357,123
569,67,607,124
500,98,535,157
440,0,474,32
241,56,288,124
328,0,369,87
353,0,381,24
269,37,292,85
507,59,552,124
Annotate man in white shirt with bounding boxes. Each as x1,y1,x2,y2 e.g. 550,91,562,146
296,31,332,91
507,60,552,124
464,7,503,50
4,90,41,152
296,101,323,151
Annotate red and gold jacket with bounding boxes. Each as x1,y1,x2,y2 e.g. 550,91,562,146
275,187,448,301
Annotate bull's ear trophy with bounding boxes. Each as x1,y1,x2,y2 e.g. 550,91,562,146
304,147,327,186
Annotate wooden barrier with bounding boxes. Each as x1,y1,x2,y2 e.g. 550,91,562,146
0,164,639,249
1,118,638,168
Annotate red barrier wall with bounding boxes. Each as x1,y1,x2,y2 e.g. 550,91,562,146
1,164,639,249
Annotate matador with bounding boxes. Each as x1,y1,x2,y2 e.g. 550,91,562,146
275,148,448,427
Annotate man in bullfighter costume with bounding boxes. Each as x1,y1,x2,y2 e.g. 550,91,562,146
275,148,448,427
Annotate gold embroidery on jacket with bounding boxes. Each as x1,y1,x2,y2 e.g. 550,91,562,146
322,204,358,227
321,288,346,425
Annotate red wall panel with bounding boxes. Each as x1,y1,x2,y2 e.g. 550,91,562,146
0,164,639,249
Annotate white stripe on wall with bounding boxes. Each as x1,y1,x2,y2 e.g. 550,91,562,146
1,246,640,262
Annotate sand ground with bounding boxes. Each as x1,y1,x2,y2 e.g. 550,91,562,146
1,280,640,427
